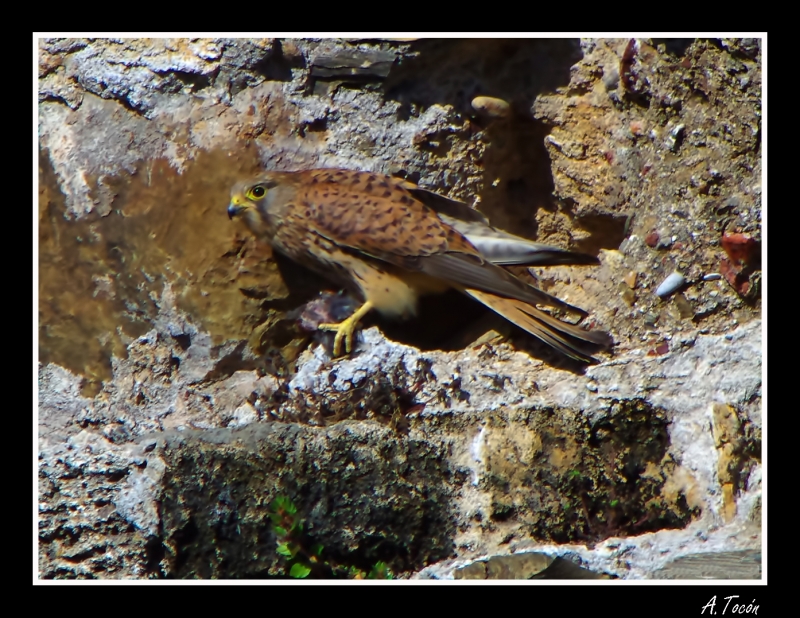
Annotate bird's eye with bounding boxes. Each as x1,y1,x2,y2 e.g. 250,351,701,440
249,185,266,199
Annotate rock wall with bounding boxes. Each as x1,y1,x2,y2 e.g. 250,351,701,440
38,37,761,579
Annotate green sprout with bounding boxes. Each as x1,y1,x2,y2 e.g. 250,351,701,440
267,495,393,580
367,561,392,579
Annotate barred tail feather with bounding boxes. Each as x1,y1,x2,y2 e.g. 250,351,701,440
464,289,611,363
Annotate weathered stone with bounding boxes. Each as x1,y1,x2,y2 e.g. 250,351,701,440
38,37,761,580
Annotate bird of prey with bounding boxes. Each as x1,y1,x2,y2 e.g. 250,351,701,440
227,168,611,362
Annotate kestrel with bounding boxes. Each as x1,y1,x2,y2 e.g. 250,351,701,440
227,168,611,362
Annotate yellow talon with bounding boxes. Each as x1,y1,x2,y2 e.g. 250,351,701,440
318,301,374,357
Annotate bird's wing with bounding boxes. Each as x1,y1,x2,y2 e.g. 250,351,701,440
396,181,492,225
446,220,600,267
291,171,593,316
412,227,590,316
393,176,600,267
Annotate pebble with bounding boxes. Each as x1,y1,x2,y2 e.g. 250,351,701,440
471,96,511,119
655,271,686,298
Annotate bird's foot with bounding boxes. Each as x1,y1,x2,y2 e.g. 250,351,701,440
318,301,374,357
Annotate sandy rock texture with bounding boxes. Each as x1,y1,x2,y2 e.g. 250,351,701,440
38,37,761,579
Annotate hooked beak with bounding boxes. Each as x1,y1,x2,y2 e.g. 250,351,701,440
227,195,246,220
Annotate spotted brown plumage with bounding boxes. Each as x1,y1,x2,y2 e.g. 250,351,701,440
228,168,611,362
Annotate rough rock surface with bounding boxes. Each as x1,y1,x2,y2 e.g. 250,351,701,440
38,37,762,579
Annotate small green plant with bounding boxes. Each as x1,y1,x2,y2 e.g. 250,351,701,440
267,495,393,580
366,561,392,579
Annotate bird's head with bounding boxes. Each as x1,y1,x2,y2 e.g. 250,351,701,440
227,175,282,237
